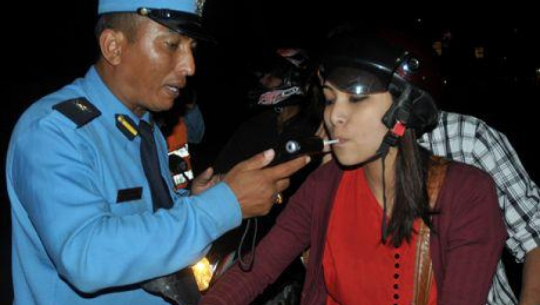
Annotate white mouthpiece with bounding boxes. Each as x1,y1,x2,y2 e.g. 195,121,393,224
323,139,340,146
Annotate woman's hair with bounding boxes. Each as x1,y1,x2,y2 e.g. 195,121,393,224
321,25,439,247
387,128,432,247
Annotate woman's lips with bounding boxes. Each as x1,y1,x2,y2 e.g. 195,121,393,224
331,137,346,146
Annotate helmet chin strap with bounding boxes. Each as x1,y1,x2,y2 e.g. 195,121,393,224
358,120,407,166
357,120,407,243
379,120,407,243
374,84,413,243
361,82,411,165
378,120,407,158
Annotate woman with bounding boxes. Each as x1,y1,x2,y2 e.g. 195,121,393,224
200,28,506,305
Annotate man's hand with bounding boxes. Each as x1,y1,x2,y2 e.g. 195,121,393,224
519,247,540,305
224,149,310,218
191,167,224,195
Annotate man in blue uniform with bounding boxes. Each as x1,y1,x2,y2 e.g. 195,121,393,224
4,0,309,304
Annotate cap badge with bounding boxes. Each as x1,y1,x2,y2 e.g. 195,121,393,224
195,0,206,16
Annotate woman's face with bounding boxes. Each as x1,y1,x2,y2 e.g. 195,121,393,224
323,81,393,166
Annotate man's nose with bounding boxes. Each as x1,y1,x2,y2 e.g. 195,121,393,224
175,47,196,77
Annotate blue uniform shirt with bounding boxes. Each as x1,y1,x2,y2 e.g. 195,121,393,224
6,66,242,305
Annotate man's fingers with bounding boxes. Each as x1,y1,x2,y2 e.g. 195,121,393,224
210,173,224,185
224,151,309,219
266,155,311,179
235,149,276,172
191,167,216,195
198,167,214,182
275,178,290,193
192,167,213,186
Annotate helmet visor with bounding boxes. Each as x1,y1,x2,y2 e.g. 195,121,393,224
319,65,388,95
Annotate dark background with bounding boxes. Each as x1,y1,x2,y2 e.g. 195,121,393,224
1,1,539,303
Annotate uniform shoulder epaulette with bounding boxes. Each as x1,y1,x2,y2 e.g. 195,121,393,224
52,97,102,128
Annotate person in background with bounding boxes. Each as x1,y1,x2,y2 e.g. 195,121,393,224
210,48,325,305
388,25,540,305
419,112,540,305
214,47,324,200
157,85,205,190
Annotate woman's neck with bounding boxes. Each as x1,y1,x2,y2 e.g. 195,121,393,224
363,147,398,214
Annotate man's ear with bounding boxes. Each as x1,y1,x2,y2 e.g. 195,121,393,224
99,29,126,65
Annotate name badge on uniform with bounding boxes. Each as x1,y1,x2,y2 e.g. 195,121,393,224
116,187,143,203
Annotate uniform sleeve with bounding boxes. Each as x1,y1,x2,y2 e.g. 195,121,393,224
8,115,241,293
438,167,507,305
200,171,316,305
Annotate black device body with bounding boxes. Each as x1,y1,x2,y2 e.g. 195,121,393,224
269,136,324,166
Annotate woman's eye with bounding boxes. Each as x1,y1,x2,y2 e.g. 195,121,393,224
350,96,369,103
324,99,334,106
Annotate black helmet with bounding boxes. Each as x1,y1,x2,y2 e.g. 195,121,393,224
249,48,315,108
319,27,439,134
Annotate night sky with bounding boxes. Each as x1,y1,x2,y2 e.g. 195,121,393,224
1,1,539,302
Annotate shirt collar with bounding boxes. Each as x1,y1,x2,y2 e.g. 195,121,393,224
82,66,152,125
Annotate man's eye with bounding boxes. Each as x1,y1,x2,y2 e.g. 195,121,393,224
166,42,179,50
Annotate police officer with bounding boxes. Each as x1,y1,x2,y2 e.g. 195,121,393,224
5,0,309,304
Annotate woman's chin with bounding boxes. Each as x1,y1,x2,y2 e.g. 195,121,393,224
335,152,376,168
335,154,359,167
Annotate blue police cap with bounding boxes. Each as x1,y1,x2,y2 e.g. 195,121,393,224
98,0,215,42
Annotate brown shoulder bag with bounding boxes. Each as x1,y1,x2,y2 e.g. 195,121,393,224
412,156,450,305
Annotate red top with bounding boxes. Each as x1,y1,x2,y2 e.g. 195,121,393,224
199,161,506,305
323,168,437,305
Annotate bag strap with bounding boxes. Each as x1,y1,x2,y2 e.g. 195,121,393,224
412,156,450,305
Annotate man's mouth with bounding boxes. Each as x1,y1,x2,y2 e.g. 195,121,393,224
164,85,181,98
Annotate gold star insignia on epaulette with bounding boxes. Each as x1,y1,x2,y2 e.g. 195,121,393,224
52,98,101,128
74,100,90,112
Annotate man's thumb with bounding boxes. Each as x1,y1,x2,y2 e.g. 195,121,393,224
197,167,214,183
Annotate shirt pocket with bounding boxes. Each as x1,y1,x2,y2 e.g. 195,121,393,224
110,186,148,215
